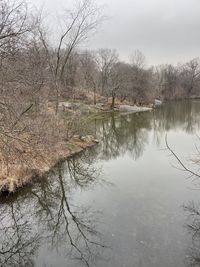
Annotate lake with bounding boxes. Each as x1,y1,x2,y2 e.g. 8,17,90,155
1,100,200,267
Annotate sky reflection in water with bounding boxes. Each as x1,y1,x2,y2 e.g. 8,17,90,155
1,100,200,266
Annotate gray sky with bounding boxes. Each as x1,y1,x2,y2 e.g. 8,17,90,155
32,0,200,65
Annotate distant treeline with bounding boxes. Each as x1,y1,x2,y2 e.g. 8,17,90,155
1,0,200,111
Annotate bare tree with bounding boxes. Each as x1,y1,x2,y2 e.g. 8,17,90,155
109,62,132,109
180,58,200,97
131,49,146,70
0,0,31,60
79,50,99,104
159,64,178,100
130,50,151,103
39,0,103,113
96,49,118,96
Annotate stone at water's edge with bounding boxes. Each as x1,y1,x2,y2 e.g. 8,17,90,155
154,99,162,107
119,105,152,112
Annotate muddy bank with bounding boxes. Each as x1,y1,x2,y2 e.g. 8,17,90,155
0,135,99,193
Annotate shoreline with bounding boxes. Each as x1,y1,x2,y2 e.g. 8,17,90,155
0,135,99,194
0,103,155,195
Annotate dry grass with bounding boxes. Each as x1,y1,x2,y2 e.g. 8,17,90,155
0,134,97,193
0,95,98,193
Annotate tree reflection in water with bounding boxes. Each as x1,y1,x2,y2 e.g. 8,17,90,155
184,202,200,267
91,100,200,161
1,100,200,266
0,149,106,267
0,201,40,267
94,112,151,161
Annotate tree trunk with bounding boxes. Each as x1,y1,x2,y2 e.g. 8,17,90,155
110,90,116,110
93,86,96,105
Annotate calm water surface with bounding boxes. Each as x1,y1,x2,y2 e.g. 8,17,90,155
1,100,200,267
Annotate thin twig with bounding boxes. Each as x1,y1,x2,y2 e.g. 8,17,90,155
165,134,200,179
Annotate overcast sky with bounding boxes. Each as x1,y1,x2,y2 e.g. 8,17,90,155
32,0,200,65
